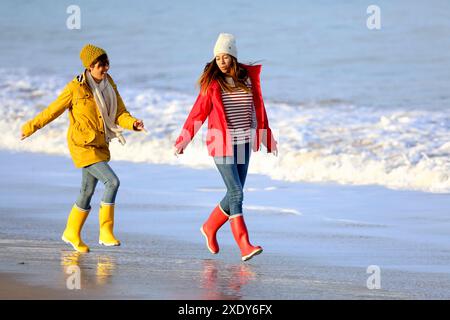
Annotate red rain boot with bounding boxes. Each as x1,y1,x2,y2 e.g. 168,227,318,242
230,214,263,261
200,205,230,254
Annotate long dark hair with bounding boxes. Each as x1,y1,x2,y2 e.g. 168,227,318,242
198,55,250,95
90,54,109,68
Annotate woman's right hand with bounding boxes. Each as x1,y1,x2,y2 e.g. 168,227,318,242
173,146,183,157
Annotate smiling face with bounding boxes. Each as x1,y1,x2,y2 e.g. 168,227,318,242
215,53,232,74
89,54,109,82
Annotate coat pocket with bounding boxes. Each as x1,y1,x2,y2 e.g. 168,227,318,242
70,123,97,147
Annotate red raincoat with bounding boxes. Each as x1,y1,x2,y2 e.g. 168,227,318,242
174,64,277,157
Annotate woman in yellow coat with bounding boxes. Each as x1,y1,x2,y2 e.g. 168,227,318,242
21,44,145,253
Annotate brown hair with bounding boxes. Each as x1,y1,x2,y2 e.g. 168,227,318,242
90,54,109,68
198,55,250,95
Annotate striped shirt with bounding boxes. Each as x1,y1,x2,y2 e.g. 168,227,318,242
221,78,257,145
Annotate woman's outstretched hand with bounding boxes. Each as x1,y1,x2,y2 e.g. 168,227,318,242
270,144,278,157
271,148,278,157
262,136,278,157
173,146,183,157
133,119,146,132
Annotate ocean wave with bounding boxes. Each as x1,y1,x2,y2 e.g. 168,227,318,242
1,69,449,193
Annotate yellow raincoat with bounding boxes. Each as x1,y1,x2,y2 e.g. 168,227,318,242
22,71,138,168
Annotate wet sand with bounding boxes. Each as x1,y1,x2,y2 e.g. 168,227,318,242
1,150,450,299
0,221,403,300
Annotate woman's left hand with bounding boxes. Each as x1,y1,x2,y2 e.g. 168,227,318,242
133,119,145,131
262,133,278,156
270,144,278,157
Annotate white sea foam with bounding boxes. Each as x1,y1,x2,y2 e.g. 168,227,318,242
1,70,450,193
245,205,302,216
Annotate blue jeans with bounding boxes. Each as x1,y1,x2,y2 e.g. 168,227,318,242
213,143,251,216
75,161,120,210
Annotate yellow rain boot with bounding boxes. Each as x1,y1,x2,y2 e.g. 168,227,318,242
61,205,90,253
98,203,121,246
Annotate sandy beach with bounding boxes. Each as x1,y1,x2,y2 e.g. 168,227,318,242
1,150,449,299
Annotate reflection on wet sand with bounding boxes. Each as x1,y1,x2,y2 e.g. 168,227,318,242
60,251,116,289
96,255,116,286
200,259,256,300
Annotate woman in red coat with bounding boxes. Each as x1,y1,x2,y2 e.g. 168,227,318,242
174,33,278,261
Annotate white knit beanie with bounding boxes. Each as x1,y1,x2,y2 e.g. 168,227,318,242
213,33,237,58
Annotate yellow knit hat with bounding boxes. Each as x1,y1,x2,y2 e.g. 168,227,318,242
79,44,107,68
